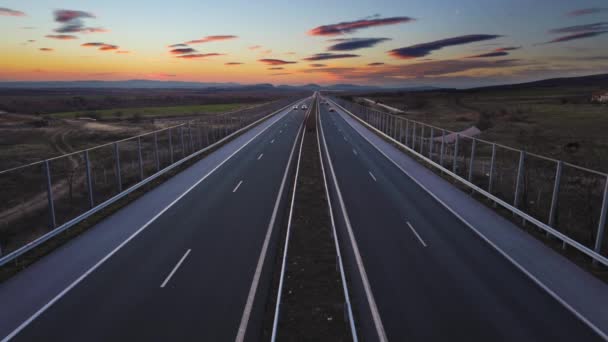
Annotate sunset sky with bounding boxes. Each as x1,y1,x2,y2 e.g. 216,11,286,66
1,0,607,87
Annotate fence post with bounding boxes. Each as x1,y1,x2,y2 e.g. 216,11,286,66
412,122,417,150
168,129,174,164
84,150,94,208
198,125,203,150
513,150,526,209
405,120,410,147
548,160,562,231
420,125,425,154
488,144,496,193
44,160,57,229
399,118,404,143
180,126,186,158
453,134,459,174
440,130,446,167
429,127,434,158
468,138,476,182
114,142,122,192
137,137,144,181
188,122,194,152
593,176,608,265
154,132,160,171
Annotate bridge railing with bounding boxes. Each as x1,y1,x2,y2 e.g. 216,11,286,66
329,96,608,266
0,98,297,265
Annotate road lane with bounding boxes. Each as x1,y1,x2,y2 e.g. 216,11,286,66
4,100,311,342
318,99,604,341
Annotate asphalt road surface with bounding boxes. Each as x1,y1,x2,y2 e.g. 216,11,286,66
3,99,311,342
317,98,604,342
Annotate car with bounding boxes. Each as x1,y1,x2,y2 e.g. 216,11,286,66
301,105,307,110
329,108,335,112
293,105,298,110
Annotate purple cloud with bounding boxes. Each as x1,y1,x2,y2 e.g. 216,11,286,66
388,34,503,59
541,31,608,44
170,48,197,55
566,8,608,17
309,16,415,36
185,35,237,44
368,62,385,66
0,7,26,16
258,59,297,65
327,37,391,51
302,53,359,61
549,22,608,34
53,9,106,33
176,53,224,59
310,63,327,67
46,34,78,40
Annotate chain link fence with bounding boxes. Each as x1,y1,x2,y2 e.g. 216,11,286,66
330,97,608,265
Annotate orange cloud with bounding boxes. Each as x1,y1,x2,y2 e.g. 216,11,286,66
39,48,53,52
259,58,296,65
46,34,78,40
186,35,237,44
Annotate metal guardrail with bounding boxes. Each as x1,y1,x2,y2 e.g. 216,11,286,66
327,96,608,267
0,98,301,266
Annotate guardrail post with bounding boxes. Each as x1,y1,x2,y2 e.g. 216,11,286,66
514,150,526,209
399,118,403,143
420,125,425,154
137,137,144,181
488,143,496,193
429,127,434,158
168,129,174,164
114,142,122,192
453,134,459,174
440,130,446,167
593,176,608,265
198,125,203,150
84,150,94,208
44,160,57,229
154,132,160,171
468,138,476,182
180,126,186,157
548,161,562,231
205,124,210,146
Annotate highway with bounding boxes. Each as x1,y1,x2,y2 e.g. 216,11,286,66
1,98,311,341
317,97,605,341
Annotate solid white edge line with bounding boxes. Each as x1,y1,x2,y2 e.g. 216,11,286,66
316,99,359,342
406,221,427,248
160,249,191,288
368,172,377,182
319,98,388,342
257,153,264,160
235,101,308,342
269,101,311,341
326,97,608,341
0,100,302,342
233,180,243,193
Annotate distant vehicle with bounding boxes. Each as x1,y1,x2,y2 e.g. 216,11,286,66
293,105,298,110
329,108,335,112
301,105,307,110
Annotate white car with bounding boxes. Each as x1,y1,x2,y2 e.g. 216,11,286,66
329,108,335,112
293,105,298,110
301,105,307,110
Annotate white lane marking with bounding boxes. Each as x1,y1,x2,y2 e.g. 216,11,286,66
257,153,264,160
328,98,608,341
368,171,377,182
271,139,275,144
344,136,348,141
235,113,307,342
353,149,358,156
270,110,309,341
233,180,243,193
280,130,283,134
0,99,303,342
316,101,359,342
318,102,388,342
160,249,191,288
406,221,427,247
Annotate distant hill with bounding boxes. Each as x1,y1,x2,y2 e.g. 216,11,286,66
466,73,608,92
